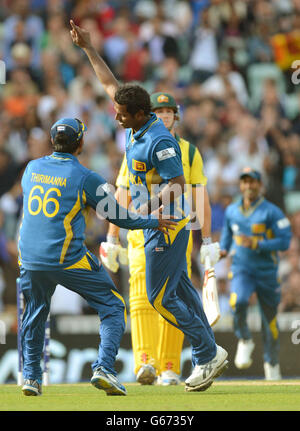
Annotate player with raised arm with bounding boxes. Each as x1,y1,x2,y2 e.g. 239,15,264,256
70,21,228,393
220,168,292,380
18,117,176,397
100,92,220,386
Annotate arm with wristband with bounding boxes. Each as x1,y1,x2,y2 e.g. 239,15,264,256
84,172,177,272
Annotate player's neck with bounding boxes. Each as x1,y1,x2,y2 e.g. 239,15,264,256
243,196,259,210
243,198,251,210
133,115,151,133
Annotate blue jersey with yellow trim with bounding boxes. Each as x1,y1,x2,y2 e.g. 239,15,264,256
125,113,188,236
220,196,292,275
19,152,160,270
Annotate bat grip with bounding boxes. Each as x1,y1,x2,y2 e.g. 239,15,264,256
205,255,211,270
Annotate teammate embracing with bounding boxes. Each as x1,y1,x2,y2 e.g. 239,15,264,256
70,20,228,393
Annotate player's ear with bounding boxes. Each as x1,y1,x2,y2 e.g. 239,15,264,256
135,109,145,120
79,136,84,150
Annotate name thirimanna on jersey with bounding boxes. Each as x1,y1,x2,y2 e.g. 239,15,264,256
19,152,161,270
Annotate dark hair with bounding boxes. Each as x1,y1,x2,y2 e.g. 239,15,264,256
52,132,81,154
114,84,151,116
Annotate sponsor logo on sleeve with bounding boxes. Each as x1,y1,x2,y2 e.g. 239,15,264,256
231,224,239,232
277,217,290,229
156,147,176,161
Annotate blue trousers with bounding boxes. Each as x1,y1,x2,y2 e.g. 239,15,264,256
230,268,281,365
145,226,216,366
19,253,126,381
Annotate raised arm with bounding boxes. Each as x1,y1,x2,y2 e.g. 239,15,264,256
70,20,119,101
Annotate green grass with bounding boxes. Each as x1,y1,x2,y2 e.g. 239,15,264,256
1,381,300,411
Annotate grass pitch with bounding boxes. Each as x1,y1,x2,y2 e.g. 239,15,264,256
1,380,300,411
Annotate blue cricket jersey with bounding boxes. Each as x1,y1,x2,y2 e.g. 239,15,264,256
19,152,160,270
220,196,292,276
124,113,189,243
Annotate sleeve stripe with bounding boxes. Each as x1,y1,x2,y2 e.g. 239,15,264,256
188,143,196,167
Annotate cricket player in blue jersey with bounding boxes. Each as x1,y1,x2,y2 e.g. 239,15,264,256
70,21,228,393
18,117,176,396
220,167,292,380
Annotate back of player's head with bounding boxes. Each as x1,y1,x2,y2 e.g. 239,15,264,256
114,84,151,117
50,118,86,153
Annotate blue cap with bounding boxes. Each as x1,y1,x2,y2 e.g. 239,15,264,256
50,118,86,144
240,167,261,181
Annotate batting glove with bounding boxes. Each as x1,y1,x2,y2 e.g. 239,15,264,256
118,246,129,266
200,238,221,267
99,242,120,272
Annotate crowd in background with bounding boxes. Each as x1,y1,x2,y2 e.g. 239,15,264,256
0,0,300,320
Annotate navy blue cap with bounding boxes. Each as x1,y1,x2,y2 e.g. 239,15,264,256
240,167,261,181
50,118,86,144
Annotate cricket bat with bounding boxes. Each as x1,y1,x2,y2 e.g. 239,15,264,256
202,255,220,327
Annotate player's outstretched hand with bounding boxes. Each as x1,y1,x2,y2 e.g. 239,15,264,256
70,20,92,49
153,205,178,234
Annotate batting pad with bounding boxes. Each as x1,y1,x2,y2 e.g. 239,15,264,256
129,272,160,375
157,314,184,375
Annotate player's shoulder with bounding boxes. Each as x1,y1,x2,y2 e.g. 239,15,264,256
261,197,282,213
262,198,287,219
225,199,241,215
24,156,47,172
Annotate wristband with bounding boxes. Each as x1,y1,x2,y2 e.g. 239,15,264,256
107,235,120,245
202,237,212,245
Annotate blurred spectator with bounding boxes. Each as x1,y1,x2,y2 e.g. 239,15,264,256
0,149,22,197
103,16,130,70
201,59,249,107
227,114,270,174
279,270,300,312
205,142,240,199
247,20,274,64
189,6,219,83
40,11,80,87
3,0,44,71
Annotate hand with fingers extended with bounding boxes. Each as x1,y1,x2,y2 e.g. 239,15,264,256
152,205,178,234
70,19,92,50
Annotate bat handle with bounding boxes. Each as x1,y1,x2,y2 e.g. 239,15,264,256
205,255,211,271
